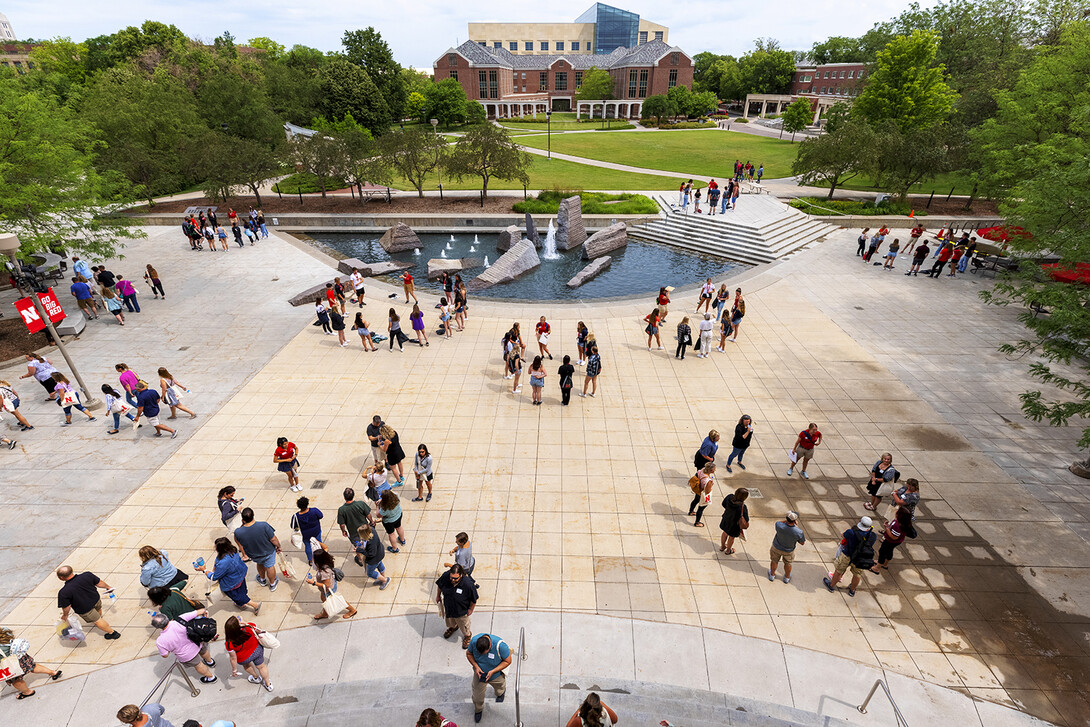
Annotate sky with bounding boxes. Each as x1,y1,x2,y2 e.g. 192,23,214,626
3,0,937,68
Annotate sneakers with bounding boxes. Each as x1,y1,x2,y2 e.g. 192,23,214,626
801,471,809,480
496,693,505,703
7,440,15,450
822,576,835,593
426,493,432,502
263,682,274,692
171,431,178,439
767,569,775,581
269,579,278,591
380,578,392,590
737,463,746,471
248,675,262,684
848,588,857,597
411,497,424,502
784,576,791,584
257,577,268,586
290,484,302,492
204,658,216,667
724,465,733,473
786,468,793,476
104,630,121,640
475,712,483,724
200,675,218,684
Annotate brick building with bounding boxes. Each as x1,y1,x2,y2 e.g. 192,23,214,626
433,38,692,119
468,2,669,56
743,61,868,125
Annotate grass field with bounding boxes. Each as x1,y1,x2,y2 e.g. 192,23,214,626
389,154,676,192
516,130,797,179
832,171,976,196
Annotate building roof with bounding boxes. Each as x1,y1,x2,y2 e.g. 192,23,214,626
438,38,686,70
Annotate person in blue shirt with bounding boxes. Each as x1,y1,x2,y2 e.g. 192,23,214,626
693,430,719,473
467,632,512,722
69,277,99,320
194,537,261,614
133,380,176,439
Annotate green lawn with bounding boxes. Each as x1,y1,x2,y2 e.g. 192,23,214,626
389,155,676,192
515,130,798,179
833,171,977,196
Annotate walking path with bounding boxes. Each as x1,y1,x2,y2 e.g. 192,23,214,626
2,226,1087,725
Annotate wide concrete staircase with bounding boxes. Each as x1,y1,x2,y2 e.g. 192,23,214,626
169,673,855,726
629,195,840,265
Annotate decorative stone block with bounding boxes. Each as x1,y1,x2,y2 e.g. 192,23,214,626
582,222,628,260
378,223,421,253
567,256,612,288
556,196,586,251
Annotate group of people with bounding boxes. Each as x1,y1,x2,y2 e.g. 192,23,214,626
858,225,981,279
181,207,268,251
67,258,164,326
690,422,924,597
502,319,601,402
676,177,742,215
670,283,746,358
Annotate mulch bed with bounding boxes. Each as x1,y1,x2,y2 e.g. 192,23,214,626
915,198,1000,217
125,193,523,216
0,314,53,365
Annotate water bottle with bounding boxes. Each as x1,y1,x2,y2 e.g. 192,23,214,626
105,589,116,602
193,556,205,568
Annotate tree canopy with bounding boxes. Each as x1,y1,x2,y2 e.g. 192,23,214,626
576,67,613,101
444,125,531,198
852,30,957,132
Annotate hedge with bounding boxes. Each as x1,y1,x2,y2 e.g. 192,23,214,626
789,196,925,217
513,189,658,215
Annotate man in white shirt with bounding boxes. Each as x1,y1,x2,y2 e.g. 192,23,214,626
350,268,366,306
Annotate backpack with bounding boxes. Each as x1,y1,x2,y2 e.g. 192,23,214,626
688,473,702,494
850,531,877,570
177,615,217,644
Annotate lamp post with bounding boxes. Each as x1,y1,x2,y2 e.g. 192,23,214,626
546,109,552,160
0,233,101,410
430,118,443,200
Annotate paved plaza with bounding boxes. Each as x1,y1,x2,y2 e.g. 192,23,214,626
1,222,1088,725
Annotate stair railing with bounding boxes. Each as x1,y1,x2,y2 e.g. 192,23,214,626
857,679,909,726
513,627,527,727
140,658,200,709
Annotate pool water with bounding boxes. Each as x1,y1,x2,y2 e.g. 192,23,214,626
312,232,747,301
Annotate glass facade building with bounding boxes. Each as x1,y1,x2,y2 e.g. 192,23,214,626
575,3,639,54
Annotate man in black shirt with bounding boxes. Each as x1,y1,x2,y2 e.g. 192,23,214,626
367,415,385,465
557,355,575,405
96,267,117,291
56,565,120,639
435,564,478,649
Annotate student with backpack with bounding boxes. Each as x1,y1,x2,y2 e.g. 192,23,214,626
557,355,575,405
151,609,219,684
823,517,877,597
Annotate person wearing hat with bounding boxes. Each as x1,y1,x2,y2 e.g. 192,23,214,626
823,517,877,597
768,512,806,583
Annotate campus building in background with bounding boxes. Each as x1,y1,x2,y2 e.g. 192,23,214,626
0,13,15,41
434,38,692,119
743,61,869,124
467,3,668,56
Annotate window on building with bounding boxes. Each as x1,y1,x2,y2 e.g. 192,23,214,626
638,69,648,97
522,86,526,92
450,69,458,81
572,41,580,51
823,71,830,78
575,71,583,88
655,31,664,41
848,70,855,78
639,31,648,44
540,71,548,91
858,70,865,79
494,42,502,49
670,52,679,65
525,41,533,51
557,41,565,51
478,41,487,47
556,72,568,90
510,42,517,51
479,71,487,98
628,70,637,97
489,70,498,98
801,74,812,82
821,86,827,94
540,41,549,51
521,72,526,79
668,68,677,88
448,54,457,67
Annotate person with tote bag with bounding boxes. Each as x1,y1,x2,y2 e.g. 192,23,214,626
224,616,275,692
304,545,355,620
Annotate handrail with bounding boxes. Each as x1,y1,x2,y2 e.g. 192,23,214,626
140,658,200,708
787,196,851,217
857,679,908,726
513,627,527,727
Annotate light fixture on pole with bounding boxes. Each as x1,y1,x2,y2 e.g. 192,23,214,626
546,109,552,160
430,118,443,200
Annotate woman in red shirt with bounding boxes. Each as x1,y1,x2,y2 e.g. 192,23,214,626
535,316,553,360
401,272,418,304
788,423,822,480
274,437,301,492
644,308,663,350
224,616,274,692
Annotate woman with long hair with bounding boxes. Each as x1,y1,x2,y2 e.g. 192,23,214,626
194,537,261,613
305,546,357,619
114,363,140,408
564,692,619,727
413,443,434,502
20,354,58,400
410,304,429,346
158,367,196,420
645,308,663,350
581,344,601,398
576,321,589,365
379,425,406,484
223,616,274,691
688,463,716,528
100,286,125,325
144,265,165,299
314,297,332,335
453,286,467,331
719,487,750,555
528,355,546,405
137,546,188,589
352,313,376,351
274,436,301,492
388,309,405,352
725,415,753,472
217,486,244,531
51,373,96,426
379,490,407,553
0,379,33,431
0,626,62,700
416,708,457,727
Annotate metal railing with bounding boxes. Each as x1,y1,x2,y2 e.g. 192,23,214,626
140,658,200,709
513,627,527,727
857,679,908,726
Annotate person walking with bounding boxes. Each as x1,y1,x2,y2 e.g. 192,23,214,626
823,517,877,597
0,626,62,699
724,415,752,472
905,241,930,276
146,586,199,621
274,436,301,492
216,226,228,251
727,289,745,342
675,316,692,359
713,284,729,321
351,313,377,351
507,345,523,394
436,564,478,648
292,496,324,566
768,511,805,583
870,508,913,575
928,243,953,278
787,423,821,479
565,693,619,727
55,566,120,640
644,307,663,350
231,221,244,248
314,298,332,335
21,354,59,400
688,463,716,527
195,537,261,614
151,611,217,684
535,316,553,360
378,490,407,552
69,276,99,320
696,313,714,358
115,276,140,313
718,487,749,555
116,703,173,727
557,355,575,405
388,309,406,352
233,508,281,590
101,287,126,325
354,524,393,589
697,279,714,313
144,265,165,299
337,487,375,546
379,424,406,485
400,272,418,304
580,344,600,397
655,286,671,324
157,368,196,420
528,356,546,405
413,444,435,502
729,182,740,211
305,546,357,620
444,532,475,576
864,452,898,512
409,304,429,347
51,373,96,427
329,307,347,347
694,430,719,472
217,486,243,531
467,632,511,723
138,546,188,590
0,380,33,432
223,616,274,691
114,363,140,408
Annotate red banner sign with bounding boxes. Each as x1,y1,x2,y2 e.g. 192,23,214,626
38,288,66,324
13,289,66,334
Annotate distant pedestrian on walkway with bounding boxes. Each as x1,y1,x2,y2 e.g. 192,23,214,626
787,423,821,479
314,298,332,335
352,313,377,351
581,344,600,397
675,316,692,359
906,242,930,276
330,307,347,347
367,415,385,464
883,239,900,269
697,279,714,313
727,289,745,342
158,368,196,420
224,616,274,691
688,463,716,527
337,488,375,545
231,221,243,247
444,532,475,576
724,414,752,472
644,308,663,350
0,627,62,700
576,321,589,365
52,373,96,427
871,508,913,575
292,496,324,565
388,309,406,351
864,453,898,512
70,276,99,319
233,508,280,590
56,566,120,640
693,187,702,214
350,268,366,307
101,288,125,324
528,356,546,405
948,245,965,278
558,355,575,405
508,346,523,393
413,444,435,501
401,272,418,304
117,704,172,727
151,611,217,684
379,424,406,484
306,546,356,620
929,244,953,277
195,537,261,614
115,276,140,312
856,228,869,257
436,564,478,648
696,313,714,358
22,354,59,400
768,511,805,583
719,487,749,555
378,490,407,552
218,486,243,531
467,632,511,723
824,517,876,597
138,546,188,590
694,430,719,472
566,692,619,727
536,316,553,359
274,437,301,492
144,265,165,299
410,304,428,347
714,284,729,320
0,379,33,432
354,524,392,589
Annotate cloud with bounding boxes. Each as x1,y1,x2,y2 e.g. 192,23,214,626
5,0,936,68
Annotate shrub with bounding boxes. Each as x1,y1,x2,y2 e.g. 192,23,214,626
592,122,635,131
734,118,748,123
513,189,659,215
272,172,347,194
788,196,924,217
657,120,715,130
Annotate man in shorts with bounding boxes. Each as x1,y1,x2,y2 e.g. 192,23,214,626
787,423,821,479
905,242,930,276
823,517,876,597
133,379,177,439
350,268,367,307
151,610,217,684
233,508,281,590
768,511,806,584
70,276,99,319
57,566,120,639
367,415,385,464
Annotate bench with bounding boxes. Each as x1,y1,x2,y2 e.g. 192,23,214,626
970,255,1019,278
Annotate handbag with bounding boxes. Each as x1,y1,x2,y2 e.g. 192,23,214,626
168,384,186,402
688,473,702,494
59,389,78,407
290,514,303,550
1,397,14,413
247,623,280,649
0,654,25,680
277,551,297,579
322,591,349,617
225,513,243,532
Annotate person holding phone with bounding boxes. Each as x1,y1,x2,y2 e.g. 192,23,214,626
725,415,753,472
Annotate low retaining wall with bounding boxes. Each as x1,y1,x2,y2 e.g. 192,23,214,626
812,214,1004,230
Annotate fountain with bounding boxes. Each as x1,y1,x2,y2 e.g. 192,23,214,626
449,235,456,243
440,249,447,258
445,241,453,250
483,255,490,268
473,234,480,246
413,248,421,256
541,220,561,260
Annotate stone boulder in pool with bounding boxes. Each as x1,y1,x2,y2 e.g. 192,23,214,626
582,222,628,260
378,223,421,253
567,256,612,288
427,257,485,279
497,225,521,252
466,239,540,291
556,196,586,251
525,213,541,248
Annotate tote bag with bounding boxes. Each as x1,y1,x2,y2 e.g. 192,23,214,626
322,591,349,617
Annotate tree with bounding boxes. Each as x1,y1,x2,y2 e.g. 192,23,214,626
28,38,87,100
780,97,813,141
874,122,954,200
0,76,142,259
640,95,676,125
791,119,876,198
342,27,407,120
190,132,284,206
401,67,432,98
852,30,957,133
809,36,865,64
576,67,613,101
289,130,342,197
315,114,388,195
406,91,427,120
194,66,283,146
737,44,797,95
822,101,852,133
378,128,445,197
319,59,391,136
444,124,531,198
83,21,186,72
688,90,719,117
423,77,468,127
248,37,286,60
717,58,745,101
665,85,690,119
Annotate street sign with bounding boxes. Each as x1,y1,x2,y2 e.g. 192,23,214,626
13,289,66,334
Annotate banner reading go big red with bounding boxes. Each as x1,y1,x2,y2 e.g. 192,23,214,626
13,288,66,334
